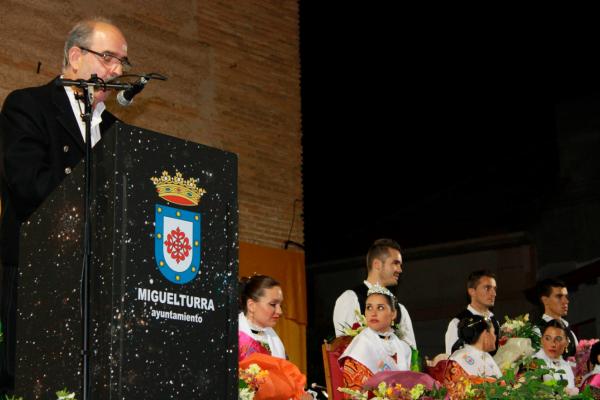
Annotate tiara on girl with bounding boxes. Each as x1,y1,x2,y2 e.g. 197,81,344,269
367,283,395,299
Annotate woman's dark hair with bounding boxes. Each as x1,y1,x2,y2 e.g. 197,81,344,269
239,275,280,314
541,319,569,337
589,341,600,366
451,315,493,353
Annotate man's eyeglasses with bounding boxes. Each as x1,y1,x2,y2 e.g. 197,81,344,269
79,46,132,72
543,335,565,344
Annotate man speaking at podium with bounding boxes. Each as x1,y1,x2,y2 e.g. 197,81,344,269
0,17,129,393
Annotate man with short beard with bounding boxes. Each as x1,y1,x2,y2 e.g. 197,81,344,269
333,238,416,348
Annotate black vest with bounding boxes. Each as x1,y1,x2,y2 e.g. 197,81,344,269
535,317,577,358
453,308,500,356
353,283,402,326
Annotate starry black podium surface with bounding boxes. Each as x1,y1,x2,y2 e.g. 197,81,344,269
16,122,238,399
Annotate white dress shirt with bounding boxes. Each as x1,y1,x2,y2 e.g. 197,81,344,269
64,86,105,148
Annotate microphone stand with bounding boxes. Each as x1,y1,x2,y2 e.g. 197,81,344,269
57,75,132,400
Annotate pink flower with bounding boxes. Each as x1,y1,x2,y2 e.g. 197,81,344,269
573,337,599,378
577,338,599,351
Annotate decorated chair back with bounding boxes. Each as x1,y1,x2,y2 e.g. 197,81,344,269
426,359,495,399
425,359,454,384
321,336,352,400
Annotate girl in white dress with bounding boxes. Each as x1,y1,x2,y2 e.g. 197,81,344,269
449,315,502,378
534,319,576,393
339,284,412,391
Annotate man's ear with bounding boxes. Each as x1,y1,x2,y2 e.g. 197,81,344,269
467,287,475,298
372,258,383,272
67,46,83,71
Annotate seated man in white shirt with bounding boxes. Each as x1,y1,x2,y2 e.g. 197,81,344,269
332,238,416,349
444,270,500,355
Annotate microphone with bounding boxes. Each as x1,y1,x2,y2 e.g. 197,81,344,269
117,76,148,106
310,383,327,391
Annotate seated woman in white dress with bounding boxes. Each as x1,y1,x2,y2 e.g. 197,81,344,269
238,275,286,360
449,315,502,379
339,284,412,392
534,319,576,392
238,274,312,400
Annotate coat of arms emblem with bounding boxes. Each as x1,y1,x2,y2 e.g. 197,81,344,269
151,171,206,284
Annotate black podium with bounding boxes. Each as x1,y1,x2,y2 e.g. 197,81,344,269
15,122,238,399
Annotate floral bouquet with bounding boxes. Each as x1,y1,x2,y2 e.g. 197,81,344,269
239,363,269,400
471,357,600,399
494,314,538,375
342,309,368,337
499,314,540,350
574,338,600,385
339,381,446,400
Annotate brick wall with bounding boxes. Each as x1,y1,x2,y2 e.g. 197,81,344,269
0,0,303,249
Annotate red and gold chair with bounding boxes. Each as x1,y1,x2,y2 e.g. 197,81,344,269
321,336,352,400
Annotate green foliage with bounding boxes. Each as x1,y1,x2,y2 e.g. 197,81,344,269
339,381,447,400
470,358,592,400
55,389,76,400
1,388,75,400
426,384,448,399
500,314,541,351
339,355,596,400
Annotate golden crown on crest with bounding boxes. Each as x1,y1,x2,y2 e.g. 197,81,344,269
150,170,207,206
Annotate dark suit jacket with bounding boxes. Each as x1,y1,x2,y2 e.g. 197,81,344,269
0,77,118,387
0,77,118,266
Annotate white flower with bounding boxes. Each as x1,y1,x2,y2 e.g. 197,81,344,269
246,363,261,375
565,386,579,396
239,387,255,400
